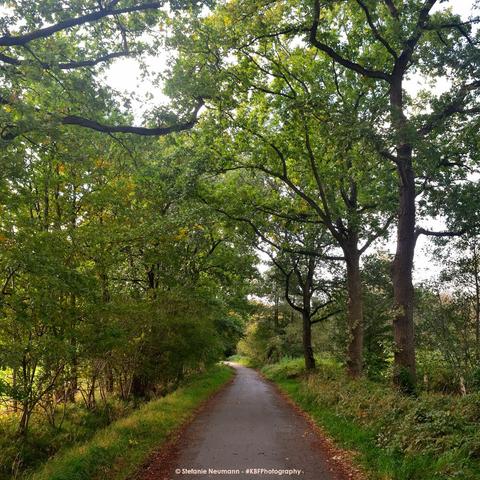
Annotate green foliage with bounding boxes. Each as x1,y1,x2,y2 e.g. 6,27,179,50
1,0,480,477
0,399,135,480
237,304,330,366
0,28,256,475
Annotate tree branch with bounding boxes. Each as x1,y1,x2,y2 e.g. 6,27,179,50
395,0,437,73
0,50,131,69
311,309,342,325
61,98,204,135
415,227,465,239
310,299,334,319
0,2,163,47
359,214,396,254
383,0,399,20
302,115,333,224
419,80,480,135
310,0,391,82
424,17,480,46
356,0,398,59
285,271,304,314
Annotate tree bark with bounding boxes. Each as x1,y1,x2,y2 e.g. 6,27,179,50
68,293,78,402
12,368,18,413
345,247,363,377
473,243,480,360
303,312,316,371
390,76,417,392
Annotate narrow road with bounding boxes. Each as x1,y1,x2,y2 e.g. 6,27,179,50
138,364,355,480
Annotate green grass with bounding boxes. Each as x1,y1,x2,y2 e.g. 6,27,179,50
28,364,233,480
262,357,480,480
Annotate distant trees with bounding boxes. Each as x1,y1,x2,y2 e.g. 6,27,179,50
414,235,480,392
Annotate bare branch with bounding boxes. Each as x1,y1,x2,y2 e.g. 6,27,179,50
415,227,465,239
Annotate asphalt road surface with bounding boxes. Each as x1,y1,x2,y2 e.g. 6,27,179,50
138,363,352,480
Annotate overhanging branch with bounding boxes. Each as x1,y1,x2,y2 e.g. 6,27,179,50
0,2,163,47
61,99,204,136
0,50,131,69
309,0,391,82
415,227,465,239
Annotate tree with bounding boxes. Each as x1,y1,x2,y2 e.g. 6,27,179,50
304,0,480,391
268,235,342,371
0,98,257,439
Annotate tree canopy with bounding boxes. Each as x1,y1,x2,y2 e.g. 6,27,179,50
1,6,480,471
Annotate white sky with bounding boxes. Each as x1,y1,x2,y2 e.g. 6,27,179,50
102,0,479,284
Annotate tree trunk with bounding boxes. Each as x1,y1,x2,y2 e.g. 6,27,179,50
391,161,417,391
274,288,279,332
18,401,31,437
345,248,363,378
131,375,149,398
390,76,417,392
302,312,316,371
12,368,18,412
301,257,316,371
106,363,114,393
473,243,480,360
68,294,78,402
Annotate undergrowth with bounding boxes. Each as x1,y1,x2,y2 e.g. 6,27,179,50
262,357,480,480
2,364,232,480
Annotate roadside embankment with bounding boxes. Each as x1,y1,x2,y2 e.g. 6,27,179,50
29,365,234,480
261,357,480,480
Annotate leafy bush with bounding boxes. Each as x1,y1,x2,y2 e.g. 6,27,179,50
0,399,135,480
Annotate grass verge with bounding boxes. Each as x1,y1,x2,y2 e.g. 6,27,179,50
262,357,480,480
28,364,233,480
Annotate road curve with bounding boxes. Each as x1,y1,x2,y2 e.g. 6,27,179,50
138,363,352,480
